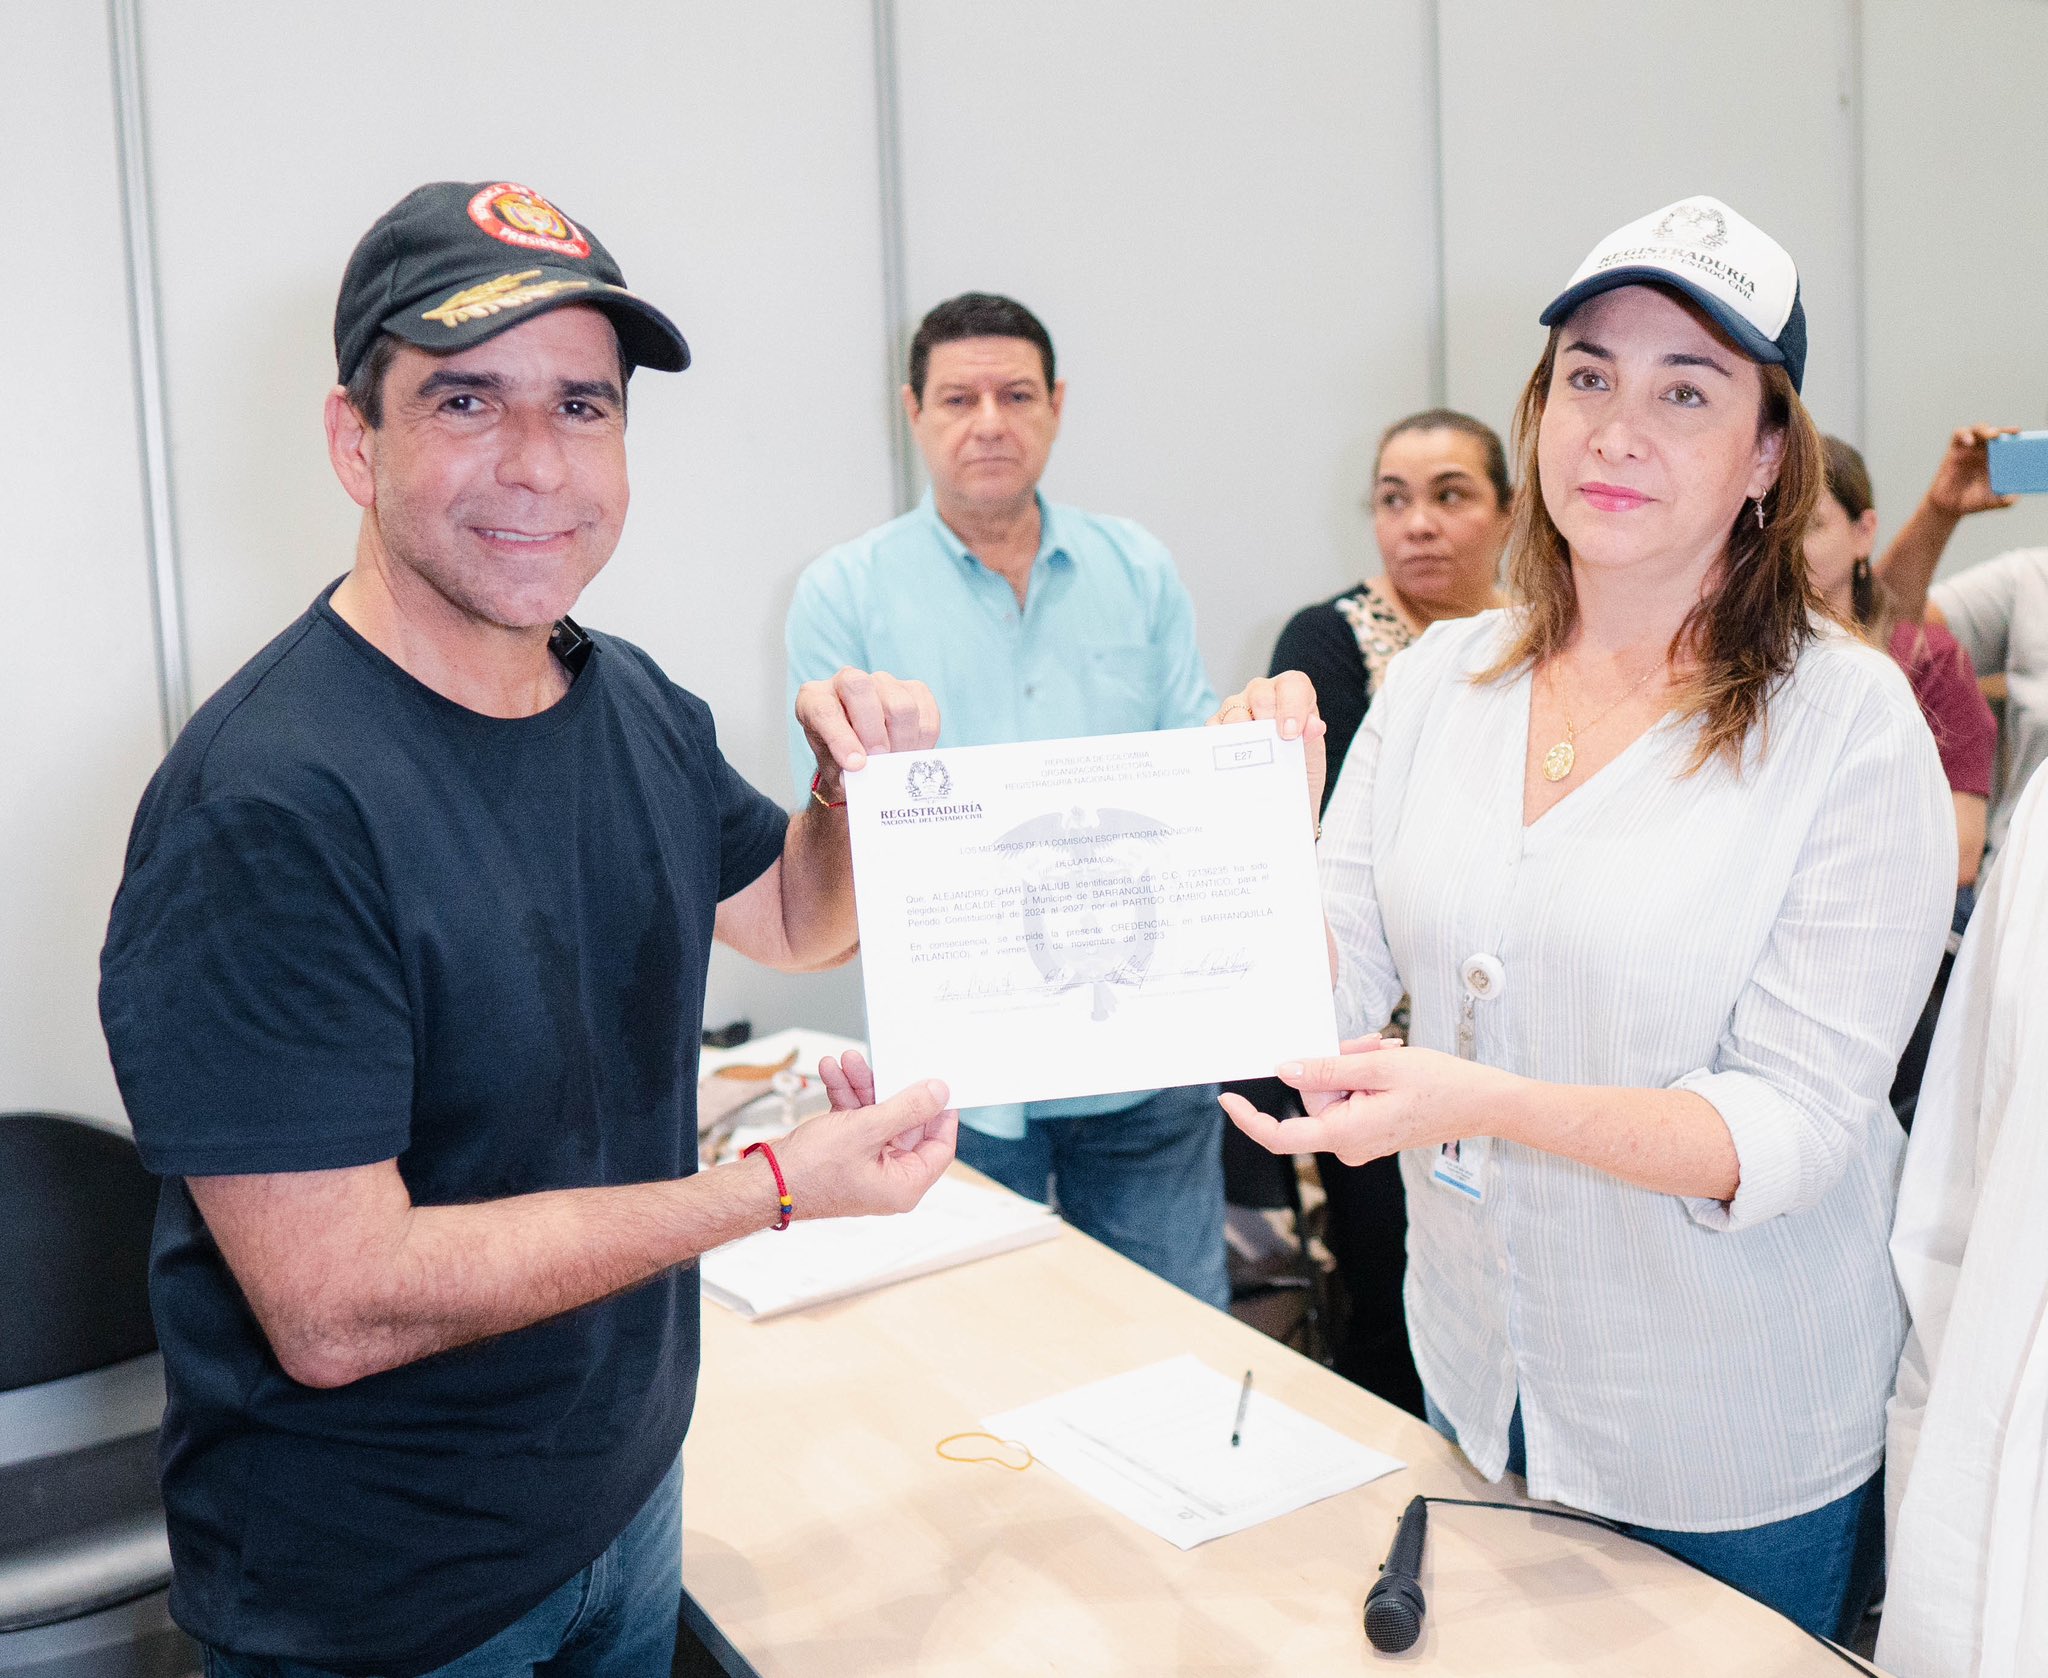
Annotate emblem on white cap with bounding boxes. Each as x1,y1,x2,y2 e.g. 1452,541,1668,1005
1654,202,1727,249
1539,194,1807,391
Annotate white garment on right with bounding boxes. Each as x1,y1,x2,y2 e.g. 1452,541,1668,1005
1880,761,2048,1678
1932,545,2048,855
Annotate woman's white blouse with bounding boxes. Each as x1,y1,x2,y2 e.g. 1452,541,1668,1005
1320,610,1954,1530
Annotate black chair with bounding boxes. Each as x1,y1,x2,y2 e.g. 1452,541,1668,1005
0,1113,196,1677
1219,1079,1328,1363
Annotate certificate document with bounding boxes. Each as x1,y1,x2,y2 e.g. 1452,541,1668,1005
844,722,1339,1108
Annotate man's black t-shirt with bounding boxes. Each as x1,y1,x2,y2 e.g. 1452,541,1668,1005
99,585,788,1675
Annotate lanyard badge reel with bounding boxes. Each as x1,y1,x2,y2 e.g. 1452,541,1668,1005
1432,954,1504,1203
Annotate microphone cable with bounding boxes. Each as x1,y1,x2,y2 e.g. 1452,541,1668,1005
1377,1496,1885,1674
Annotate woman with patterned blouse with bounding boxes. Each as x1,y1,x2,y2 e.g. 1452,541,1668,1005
1247,410,1509,1415
1268,411,1512,799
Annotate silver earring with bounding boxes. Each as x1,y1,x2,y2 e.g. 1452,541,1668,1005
1753,499,1766,531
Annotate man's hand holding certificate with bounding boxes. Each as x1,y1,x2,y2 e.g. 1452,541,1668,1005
844,721,1338,1108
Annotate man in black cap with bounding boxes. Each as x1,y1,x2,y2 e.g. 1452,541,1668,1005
100,180,953,1677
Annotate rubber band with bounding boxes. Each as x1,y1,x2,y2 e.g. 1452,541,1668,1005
935,1432,1034,1472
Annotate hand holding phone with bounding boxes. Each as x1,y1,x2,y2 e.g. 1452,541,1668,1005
1988,431,2048,496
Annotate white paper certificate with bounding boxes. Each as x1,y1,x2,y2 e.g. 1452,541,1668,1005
843,722,1339,1108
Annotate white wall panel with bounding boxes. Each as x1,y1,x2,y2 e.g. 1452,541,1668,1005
893,0,1442,697
1862,0,2048,575
136,1,895,1036
1438,1,1863,461
0,6,165,1123
20,1,2048,1074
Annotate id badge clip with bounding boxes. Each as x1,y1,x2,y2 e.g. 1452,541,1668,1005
1433,954,1504,1203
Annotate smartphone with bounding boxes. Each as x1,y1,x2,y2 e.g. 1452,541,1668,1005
1987,431,2048,495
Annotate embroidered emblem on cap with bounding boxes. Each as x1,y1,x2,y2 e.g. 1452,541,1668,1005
422,269,593,328
1539,194,1802,386
467,184,592,260
1652,203,1729,250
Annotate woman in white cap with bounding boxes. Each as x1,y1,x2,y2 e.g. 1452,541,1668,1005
1220,197,1954,1639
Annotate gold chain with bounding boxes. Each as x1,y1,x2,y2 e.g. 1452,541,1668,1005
1542,659,1664,783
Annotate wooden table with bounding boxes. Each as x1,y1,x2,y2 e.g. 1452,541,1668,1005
682,1177,1879,1676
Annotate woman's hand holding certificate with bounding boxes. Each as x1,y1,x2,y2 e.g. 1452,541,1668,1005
1210,670,1328,824
1219,1040,1528,1167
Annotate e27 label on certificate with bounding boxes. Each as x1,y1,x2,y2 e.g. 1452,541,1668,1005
843,722,1339,1109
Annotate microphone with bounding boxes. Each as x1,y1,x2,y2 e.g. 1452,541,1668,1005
1363,1495,1429,1653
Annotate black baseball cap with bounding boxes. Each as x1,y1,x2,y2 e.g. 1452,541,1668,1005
333,180,690,386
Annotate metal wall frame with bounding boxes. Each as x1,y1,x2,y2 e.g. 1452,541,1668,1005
108,0,190,748
1841,0,1868,446
1422,0,1449,408
870,0,917,515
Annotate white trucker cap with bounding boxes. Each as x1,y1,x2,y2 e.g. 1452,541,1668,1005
1538,195,1807,392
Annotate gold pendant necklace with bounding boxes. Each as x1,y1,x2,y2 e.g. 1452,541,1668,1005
1543,661,1662,782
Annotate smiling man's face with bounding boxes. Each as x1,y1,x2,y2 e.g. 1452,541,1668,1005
355,305,630,631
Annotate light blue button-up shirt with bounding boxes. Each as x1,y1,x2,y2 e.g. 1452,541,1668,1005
785,490,1218,1137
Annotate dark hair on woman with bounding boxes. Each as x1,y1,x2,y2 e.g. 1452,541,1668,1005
1820,434,1874,521
1477,301,1826,774
1376,408,1512,507
908,293,1056,401
1820,434,1890,638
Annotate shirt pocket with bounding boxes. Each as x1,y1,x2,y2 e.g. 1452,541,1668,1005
1072,640,1162,733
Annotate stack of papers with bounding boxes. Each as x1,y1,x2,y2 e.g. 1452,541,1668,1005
696,1027,867,1163
698,1026,866,1082
701,1174,1061,1320
983,1355,1405,1548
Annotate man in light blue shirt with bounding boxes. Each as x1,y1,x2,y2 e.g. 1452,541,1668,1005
784,292,1228,1308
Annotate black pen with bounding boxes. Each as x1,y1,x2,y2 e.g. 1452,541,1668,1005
1230,1369,1253,1448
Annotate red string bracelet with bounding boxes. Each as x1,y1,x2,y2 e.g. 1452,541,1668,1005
809,769,847,811
742,1141,794,1230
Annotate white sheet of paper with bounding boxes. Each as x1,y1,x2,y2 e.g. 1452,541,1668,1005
983,1355,1405,1549
844,723,1339,1108
700,1174,1061,1320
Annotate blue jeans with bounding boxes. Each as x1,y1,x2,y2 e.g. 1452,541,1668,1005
203,1454,682,1678
956,1083,1230,1309
1423,1394,1882,1642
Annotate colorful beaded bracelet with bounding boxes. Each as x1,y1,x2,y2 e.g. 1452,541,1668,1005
742,1141,794,1231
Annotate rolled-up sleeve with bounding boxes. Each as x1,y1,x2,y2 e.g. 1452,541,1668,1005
1929,549,2022,680
1677,682,1954,1232
1317,663,1406,1040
